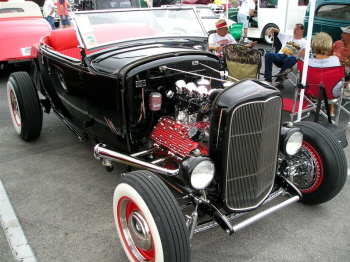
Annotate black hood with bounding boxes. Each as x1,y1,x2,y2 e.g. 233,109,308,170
87,42,212,76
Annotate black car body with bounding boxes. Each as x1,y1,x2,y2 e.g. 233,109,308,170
7,6,347,262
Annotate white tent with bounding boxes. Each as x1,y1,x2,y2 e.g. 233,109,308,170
296,0,316,121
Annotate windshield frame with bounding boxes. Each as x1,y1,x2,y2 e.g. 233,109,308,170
71,7,208,51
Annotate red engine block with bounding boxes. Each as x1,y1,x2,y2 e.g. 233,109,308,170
150,117,209,158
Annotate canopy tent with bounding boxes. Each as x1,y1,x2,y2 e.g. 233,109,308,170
296,0,316,121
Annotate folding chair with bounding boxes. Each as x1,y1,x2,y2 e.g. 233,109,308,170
339,77,350,128
222,44,262,82
287,60,345,125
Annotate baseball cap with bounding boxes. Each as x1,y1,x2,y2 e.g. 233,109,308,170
340,25,350,34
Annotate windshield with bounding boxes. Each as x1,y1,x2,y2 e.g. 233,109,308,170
73,7,207,50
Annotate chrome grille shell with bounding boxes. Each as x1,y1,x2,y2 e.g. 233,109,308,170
208,79,282,212
224,96,282,211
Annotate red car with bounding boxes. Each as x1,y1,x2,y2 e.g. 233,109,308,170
0,0,51,68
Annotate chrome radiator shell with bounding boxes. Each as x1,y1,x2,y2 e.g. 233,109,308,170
209,79,282,212
224,96,282,211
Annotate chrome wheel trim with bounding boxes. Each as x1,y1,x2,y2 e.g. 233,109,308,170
118,197,154,261
9,88,21,127
284,142,323,193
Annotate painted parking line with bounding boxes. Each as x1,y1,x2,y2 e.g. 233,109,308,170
0,179,37,262
348,169,350,176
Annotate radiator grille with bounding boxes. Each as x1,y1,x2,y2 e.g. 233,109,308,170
224,96,281,211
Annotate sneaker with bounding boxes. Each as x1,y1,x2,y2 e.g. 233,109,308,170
273,68,293,78
275,76,283,82
243,38,252,43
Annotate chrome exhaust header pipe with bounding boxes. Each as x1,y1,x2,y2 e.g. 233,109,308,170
93,144,179,176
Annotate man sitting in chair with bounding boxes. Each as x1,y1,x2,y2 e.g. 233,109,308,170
264,24,307,87
208,19,257,57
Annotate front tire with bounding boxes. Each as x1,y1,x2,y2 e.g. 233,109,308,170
113,170,190,262
287,121,347,205
7,72,42,141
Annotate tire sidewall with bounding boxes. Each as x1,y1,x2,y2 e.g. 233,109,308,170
113,182,164,262
7,72,42,141
294,122,347,203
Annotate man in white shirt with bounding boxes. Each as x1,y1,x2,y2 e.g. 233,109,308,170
44,0,56,30
237,0,256,43
264,23,307,86
208,19,256,57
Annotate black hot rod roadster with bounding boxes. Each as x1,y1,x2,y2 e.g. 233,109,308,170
6,6,347,262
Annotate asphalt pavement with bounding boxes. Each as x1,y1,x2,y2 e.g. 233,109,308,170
1,45,350,262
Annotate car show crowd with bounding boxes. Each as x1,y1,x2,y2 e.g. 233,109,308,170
2,0,350,88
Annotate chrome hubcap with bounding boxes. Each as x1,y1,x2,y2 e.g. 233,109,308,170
10,89,21,126
283,143,323,193
118,198,154,261
286,148,315,188
128,211,152,251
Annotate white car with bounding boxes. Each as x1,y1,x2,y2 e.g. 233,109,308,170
208,3,224,14
187,4,235,33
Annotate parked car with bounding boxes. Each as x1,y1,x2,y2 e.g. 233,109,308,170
0,0,51,68
208,3,225,14
228,0,308,44
175,4,235,32
183,0,211,4
196,4,235,32
304,0,350,42
7,6,347,262
213,0,231,11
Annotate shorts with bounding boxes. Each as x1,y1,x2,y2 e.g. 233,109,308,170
60,15,71,26
45,16,56,30
237,13,249,29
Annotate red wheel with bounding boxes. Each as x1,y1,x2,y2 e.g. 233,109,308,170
113,170,190,262
116,196,157,261
8,87,21,131
284,121,347,205
297,141,324,194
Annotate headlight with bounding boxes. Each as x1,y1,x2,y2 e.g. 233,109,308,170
180,157,215,190
281,126,303,155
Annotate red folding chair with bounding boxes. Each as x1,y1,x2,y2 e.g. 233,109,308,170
287,60,345,125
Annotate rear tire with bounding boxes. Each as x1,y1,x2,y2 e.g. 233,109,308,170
262,24,278,45
289,121,347,205
113,170,191,262
7,72,42,141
